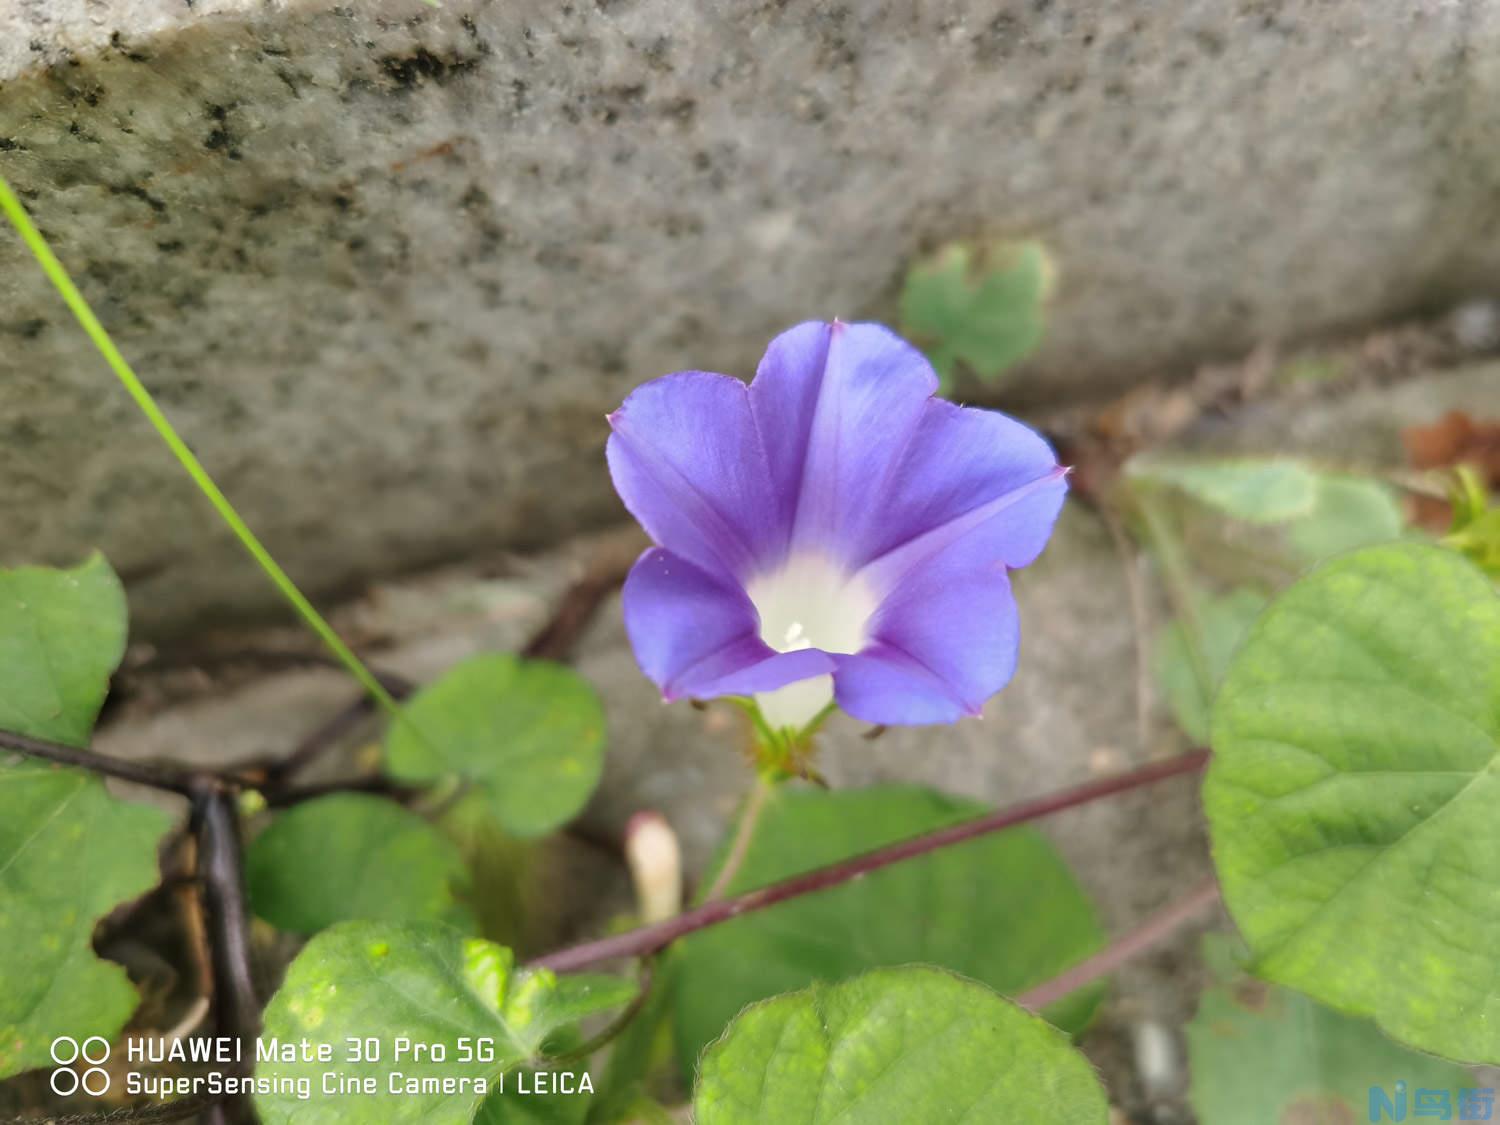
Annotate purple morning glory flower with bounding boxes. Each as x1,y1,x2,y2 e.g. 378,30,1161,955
606,321,1067,730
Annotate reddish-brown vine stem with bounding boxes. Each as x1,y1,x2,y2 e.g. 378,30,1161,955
1017,877,1222,1010
528,749,1211,973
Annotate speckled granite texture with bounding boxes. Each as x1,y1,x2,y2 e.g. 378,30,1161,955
3,1,1499,631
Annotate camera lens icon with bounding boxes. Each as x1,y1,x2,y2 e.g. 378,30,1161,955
49,1036,111,1096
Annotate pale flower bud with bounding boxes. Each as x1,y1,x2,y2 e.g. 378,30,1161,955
624,811,682,925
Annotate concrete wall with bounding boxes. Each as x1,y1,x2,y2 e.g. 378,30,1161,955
3,0,1498,631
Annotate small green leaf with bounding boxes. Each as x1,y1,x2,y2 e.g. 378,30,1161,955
1286,475,1404,562
1206,543,1500,1063
0,555,171,1079
899,239,1053,387
256,922,634,1124
1275,356,1345,386
386,655,606,837
674,786,1105,1080
1443,469,1500,576
693,966,1109,1123
436,793,540,951
1186,935,1469,1124
0,553,126,744
1449,465,1491,531
1129,457,1321,523
1153,588,1266,743
1445,508,1500,577
246,794,474,934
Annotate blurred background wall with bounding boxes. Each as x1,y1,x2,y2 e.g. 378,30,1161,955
3,0,1498,633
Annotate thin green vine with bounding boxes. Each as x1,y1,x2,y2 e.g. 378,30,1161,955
0,172,401,716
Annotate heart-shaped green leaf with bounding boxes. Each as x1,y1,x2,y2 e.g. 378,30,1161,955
0,555,171,1079
256,922,634,1124
0,765,171,1078
1444,471,1500,578
246,794,474,934
674,786,1105,1080
386,656,606,837
1205,543,1500,1063
899,239,1053,387
693,965,1109,1123
0,553,126,744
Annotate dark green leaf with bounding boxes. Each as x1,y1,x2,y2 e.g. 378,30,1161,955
246,794,474,934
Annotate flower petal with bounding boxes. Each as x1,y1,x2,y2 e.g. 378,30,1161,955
835,542,1022,725
832,645,974,725
748,321,939,566
622,548,834,702
856,399,1068,593
607,372,778,580
610,322,1068,731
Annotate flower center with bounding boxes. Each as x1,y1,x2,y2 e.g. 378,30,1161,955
745,555,878,733
746,554,878,656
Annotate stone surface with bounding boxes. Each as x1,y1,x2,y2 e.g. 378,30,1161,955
1178,358,1500,465
4,1,1500,632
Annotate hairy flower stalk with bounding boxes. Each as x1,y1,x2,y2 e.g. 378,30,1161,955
607,321,1066,744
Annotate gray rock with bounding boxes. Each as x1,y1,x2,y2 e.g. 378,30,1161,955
1177,358,1500,465
4,1,1500,632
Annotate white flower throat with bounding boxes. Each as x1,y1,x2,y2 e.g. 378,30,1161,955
745,554,879,729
